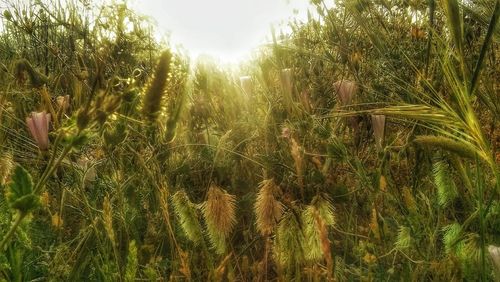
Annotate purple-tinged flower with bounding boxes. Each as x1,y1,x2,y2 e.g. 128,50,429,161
371,114,386,149
333,80,357,106
26,111,51,150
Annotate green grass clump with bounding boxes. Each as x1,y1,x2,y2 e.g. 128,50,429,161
0,0,498,280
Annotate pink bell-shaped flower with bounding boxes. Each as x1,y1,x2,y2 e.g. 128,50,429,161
371,114,386,149
26,111,51,150
333,80,357,106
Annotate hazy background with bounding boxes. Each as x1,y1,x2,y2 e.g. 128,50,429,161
130,0,312,63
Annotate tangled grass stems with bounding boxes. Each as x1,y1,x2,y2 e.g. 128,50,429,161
0,0,499,280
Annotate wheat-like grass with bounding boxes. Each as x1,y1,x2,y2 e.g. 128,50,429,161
202,185,237,254
172,190,203,244
142,50,172,123
0,151,13,185
254,179,283,236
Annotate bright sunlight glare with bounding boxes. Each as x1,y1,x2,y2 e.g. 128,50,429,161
130,0,312,64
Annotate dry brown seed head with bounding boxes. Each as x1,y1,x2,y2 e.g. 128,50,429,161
254,179,283,235
203,185,237,237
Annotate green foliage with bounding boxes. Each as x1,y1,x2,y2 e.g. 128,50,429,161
5,166,39,213
433,159,458,208
443,223,462,254
443,0,465,57
274,212,304,267
124,240,138,282
301,198,334,263
395,226,411,250
0,0,498,280
302,206,323,262
171,190,203,244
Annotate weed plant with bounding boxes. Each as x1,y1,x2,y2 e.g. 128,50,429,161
0,0,499,280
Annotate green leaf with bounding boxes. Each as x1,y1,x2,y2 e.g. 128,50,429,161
5,166,39,213
469,0,500,96
7,166,33,200
10,195,39,212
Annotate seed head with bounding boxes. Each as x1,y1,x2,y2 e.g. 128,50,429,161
202,185,237,253
142,50,172,122
254,179,283,235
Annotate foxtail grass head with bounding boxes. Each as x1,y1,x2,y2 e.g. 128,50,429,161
302,195,335,262
395,226,412,250
433,159,458,208
311,194,335,227
413,135,477,160
102,196,116,245
274,211,305,266
172,190,203,244
254,179,283,236
280,68,298,116
142,50,172,123
0,151,13,185
202,185,237,254
26,111,51,151
290,138,304,192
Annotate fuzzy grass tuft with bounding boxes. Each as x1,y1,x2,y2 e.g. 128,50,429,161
142,50,172,123
433,159,458,208
0,151,13,185
201,185,237,254
172,190,204,244
414,135,477,160
254,179,283,236
273,211,305,267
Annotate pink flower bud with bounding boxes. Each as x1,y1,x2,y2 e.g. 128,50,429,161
333,80,357,106
26,111,51,150
371,114,386,149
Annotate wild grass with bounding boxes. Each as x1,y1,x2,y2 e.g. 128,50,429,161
0,0,499,280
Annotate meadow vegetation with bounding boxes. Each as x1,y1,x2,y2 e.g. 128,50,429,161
0,0,499,280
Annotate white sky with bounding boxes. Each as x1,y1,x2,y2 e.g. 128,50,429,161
130,0,312,63
0,0,314,63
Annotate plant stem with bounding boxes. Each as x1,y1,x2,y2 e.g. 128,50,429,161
1,133,75,253
0,211,26,252
476,158,487,282
34,136,73,194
